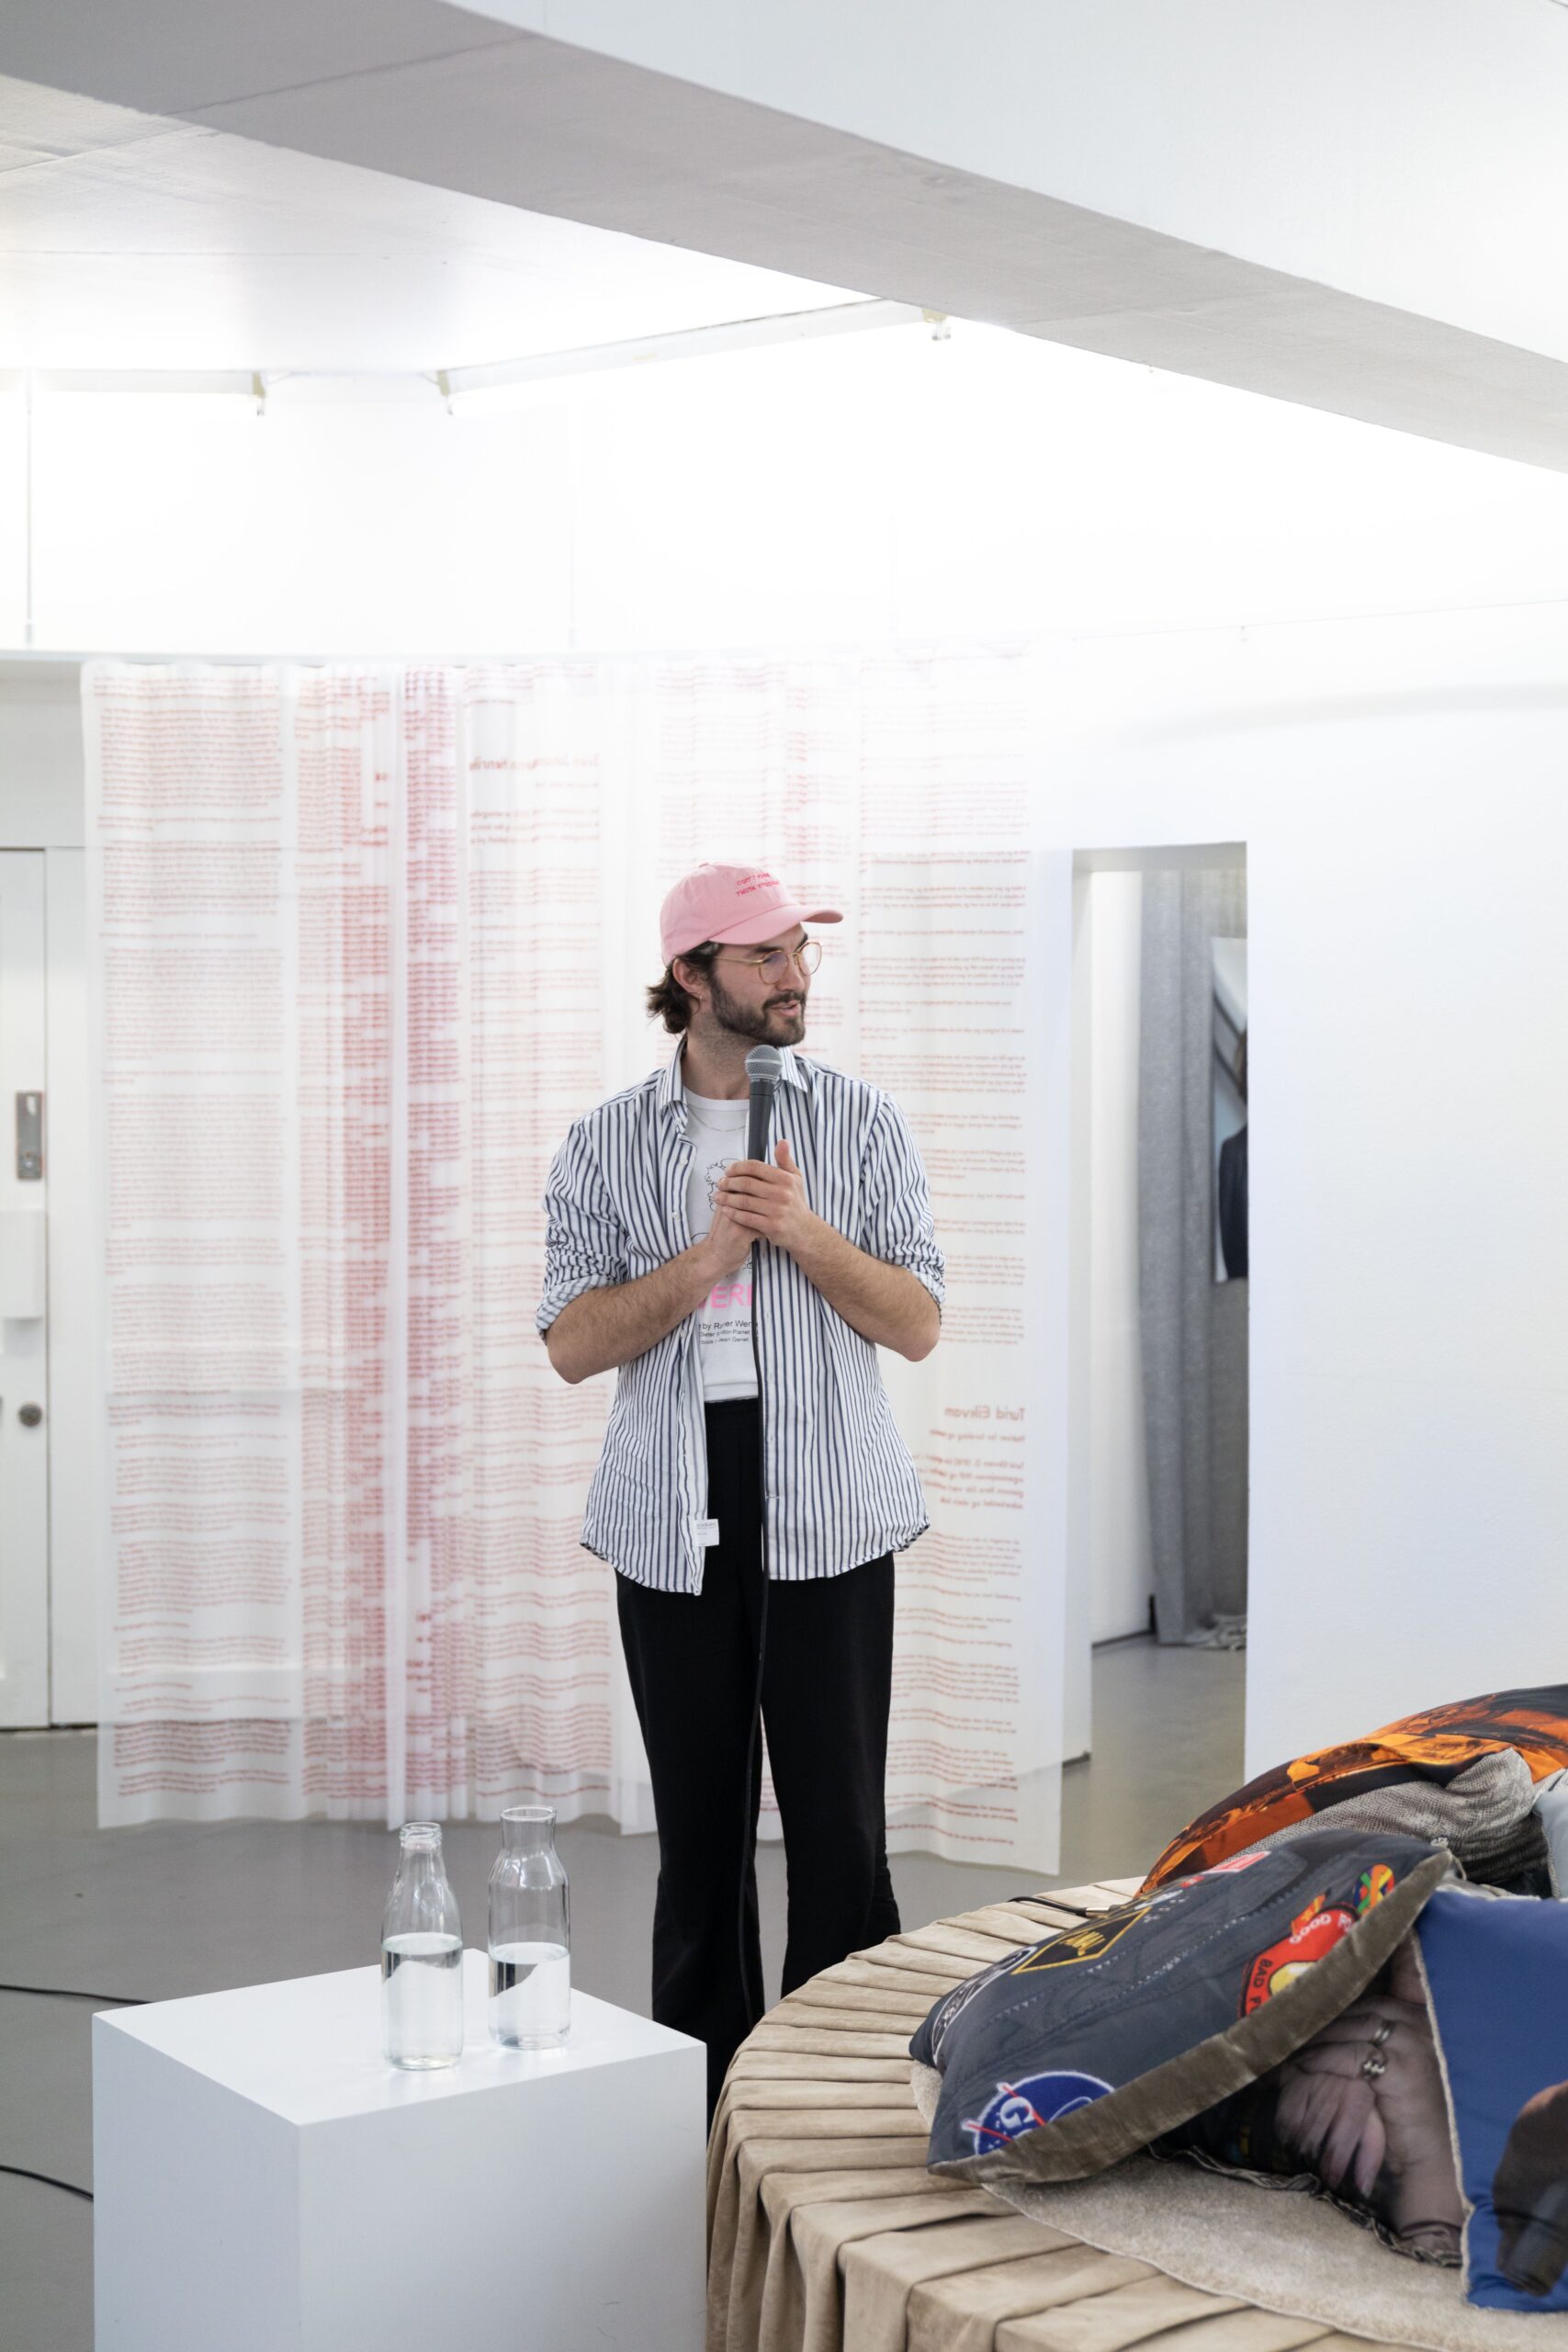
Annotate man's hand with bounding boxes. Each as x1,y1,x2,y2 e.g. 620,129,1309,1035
716,1138,938,1361
547,1133,938,1374
546,1214,745,1385
696,1204,753,1284
715,1141,818,1256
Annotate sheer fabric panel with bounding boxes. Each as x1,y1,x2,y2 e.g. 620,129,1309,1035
87,655,1061,1866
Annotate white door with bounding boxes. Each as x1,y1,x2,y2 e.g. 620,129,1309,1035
0,851,50,1725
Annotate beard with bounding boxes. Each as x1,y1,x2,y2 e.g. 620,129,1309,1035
706,966,807,1045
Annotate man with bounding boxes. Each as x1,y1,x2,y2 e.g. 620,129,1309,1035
536,861,943,2113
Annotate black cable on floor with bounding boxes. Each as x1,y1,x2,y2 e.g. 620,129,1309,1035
0,2160,92,2202
0,1986,139,2206
0,1984,145,2005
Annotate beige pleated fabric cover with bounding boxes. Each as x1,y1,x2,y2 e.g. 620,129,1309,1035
705,1878,1393,2352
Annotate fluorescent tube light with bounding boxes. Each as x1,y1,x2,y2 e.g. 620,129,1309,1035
32,370,267,411
438,300,930,415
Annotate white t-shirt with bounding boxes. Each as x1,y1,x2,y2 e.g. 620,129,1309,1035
684,1090,758,1402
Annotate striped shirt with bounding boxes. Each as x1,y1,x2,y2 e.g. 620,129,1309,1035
536,1041,945,1594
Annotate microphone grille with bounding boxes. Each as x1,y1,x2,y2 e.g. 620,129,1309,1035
745,1045,784,1082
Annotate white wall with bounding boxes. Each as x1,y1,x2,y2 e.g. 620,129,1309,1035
8,322,1568,659
0,670,84,844
1084,872,1154,1645
1034,610,1568,1773
1066,863,1154,1761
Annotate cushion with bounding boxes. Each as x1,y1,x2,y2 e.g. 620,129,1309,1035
1417,1883,1568,2310
910,1826,1453,2188
1141,1685,1568,1895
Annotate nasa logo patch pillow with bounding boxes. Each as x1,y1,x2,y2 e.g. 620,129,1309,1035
1417,1884,1568,2310
909,1827,1453,2187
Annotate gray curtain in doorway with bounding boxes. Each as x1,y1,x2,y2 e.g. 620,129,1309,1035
1138,869,1248,1645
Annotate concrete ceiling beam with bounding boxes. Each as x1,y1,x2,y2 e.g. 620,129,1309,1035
6,0,1568,468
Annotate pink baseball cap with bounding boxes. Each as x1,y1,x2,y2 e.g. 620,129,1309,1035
660,863,843,964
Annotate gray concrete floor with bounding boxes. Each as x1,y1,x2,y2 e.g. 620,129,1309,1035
0,1635,1242,2351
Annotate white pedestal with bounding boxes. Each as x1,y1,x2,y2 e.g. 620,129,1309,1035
93,1951,705,2352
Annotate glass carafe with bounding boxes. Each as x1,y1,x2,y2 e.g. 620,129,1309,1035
488,1805,570,2048
381,1822,464,2070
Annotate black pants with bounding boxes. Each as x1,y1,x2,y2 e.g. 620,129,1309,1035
615,1396,900,2116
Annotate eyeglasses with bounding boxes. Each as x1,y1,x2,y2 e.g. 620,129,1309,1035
719,939,822,985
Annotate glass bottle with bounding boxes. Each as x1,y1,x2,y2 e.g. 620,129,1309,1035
488,1804,571,2048
381,1821,464,2070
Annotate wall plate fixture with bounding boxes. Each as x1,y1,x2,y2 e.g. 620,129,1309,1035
16,1092,42,1180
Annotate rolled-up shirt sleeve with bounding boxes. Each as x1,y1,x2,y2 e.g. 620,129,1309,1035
858,1093,944,1310
536,1122,630,1339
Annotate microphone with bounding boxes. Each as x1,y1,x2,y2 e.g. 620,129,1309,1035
745,1044,783,1163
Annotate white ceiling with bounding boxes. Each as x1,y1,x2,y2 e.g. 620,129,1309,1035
0,74,862,372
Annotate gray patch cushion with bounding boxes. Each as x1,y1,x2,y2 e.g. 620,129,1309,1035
909,1827,1454,2188
1250,1748,1544,1893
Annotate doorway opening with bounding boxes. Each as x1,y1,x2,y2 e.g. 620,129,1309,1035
1063,842,1247,1877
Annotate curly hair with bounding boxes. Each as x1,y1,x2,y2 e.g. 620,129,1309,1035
646,941,720,1035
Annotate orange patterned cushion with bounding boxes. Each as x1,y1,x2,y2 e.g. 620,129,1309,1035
1142,1686,1568,1893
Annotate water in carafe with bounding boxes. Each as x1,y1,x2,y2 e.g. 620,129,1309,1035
381,1822,463,2069
489,1805,570,2047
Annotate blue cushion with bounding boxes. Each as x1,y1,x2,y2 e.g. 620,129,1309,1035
1418,1885,1568,2308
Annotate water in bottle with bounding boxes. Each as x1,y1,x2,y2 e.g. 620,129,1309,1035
381,1822,463,2069
488,1806,570,2049
489,1939,570,2044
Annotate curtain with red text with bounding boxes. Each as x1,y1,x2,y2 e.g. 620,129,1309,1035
86,654,1061,1865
